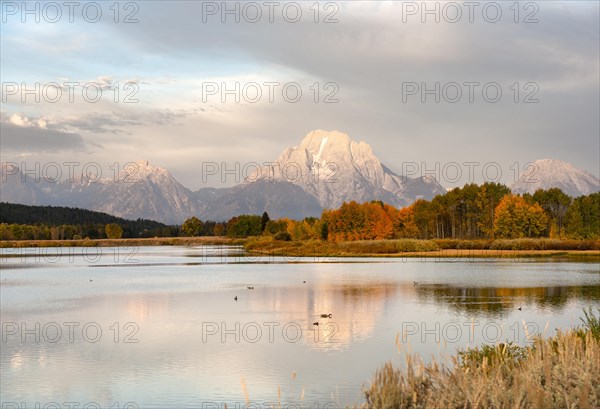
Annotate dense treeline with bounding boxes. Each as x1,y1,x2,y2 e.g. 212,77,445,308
321,185,598,240
0,202,166,229
219,184,599,241
407,184,600,240
0,203,176,240
2,184,598,241
0,203,229,240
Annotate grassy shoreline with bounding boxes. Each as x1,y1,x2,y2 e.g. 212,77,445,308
248,247,600,259
244,237,600,259
1,237,599,259
0,236,244,248
357,309,600,408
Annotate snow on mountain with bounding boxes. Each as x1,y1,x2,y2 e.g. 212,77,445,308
74,160,201,224
510,159,599,197
0,131,448,222
0,160,201,224
0,162,48,205
253,130,446,209
7,134,596,224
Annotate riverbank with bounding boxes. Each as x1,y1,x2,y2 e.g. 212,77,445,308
245,237,600,259
357,308,600,408
1,237,599,259
0,236,244,248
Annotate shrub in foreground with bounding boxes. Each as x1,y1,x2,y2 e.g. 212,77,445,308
359,309,600,408
274,232,292,241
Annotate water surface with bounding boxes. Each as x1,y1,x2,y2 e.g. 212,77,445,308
1,246,599,407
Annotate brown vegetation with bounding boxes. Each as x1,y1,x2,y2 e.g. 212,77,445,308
359,310,600,408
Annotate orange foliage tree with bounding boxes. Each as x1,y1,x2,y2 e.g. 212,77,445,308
392,205,420,238
325,201,395,241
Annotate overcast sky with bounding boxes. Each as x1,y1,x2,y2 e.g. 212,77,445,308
1,1,598,189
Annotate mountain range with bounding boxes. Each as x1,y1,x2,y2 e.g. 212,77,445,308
1,131,598,224
510,159,599,197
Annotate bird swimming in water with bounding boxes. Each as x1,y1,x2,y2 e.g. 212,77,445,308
518,307,522,311
312,322,319,326
303,281,306,283
234,296,238,301
320,313,332,318
247,286,254,290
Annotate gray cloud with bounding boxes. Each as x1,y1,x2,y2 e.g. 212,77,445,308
58,109,191,134
0,122,88,153
2,1,598,187
100,2,598,173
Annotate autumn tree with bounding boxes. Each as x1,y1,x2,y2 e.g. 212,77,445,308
531,188,572,237
264,219,288,235
392,205,420,238
476,182,511,238
213,223,225,237
105,223,123,239
327,201,365,241
226,215,262,238
285,218,321,241
324,201,394,241
446,183,480,238
363,201,394,239
493,195,547,238
181,217,203,237
411,199,434,238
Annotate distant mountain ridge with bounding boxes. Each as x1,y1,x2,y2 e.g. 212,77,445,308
4,131,595,224
1,160,202,225
251,130,446,209
510,159,599,197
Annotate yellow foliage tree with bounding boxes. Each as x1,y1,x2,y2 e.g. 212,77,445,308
105,223,123,239
494,195,548,238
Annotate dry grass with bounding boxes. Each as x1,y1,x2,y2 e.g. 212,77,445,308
2,236,599,260
489,238,600,251
0,236,244,248
433,238,600,251
245,237,600,259
358,311,600,408
244,237,440,257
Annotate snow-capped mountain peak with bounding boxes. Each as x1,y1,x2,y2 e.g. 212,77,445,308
258,130,445,209
117,160,171,182
0,130,444,222
511,158,599,197
299,130,375,167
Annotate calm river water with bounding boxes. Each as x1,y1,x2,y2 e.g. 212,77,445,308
1,245,599,407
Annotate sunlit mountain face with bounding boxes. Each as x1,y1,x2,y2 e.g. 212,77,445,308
0,131,446,223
